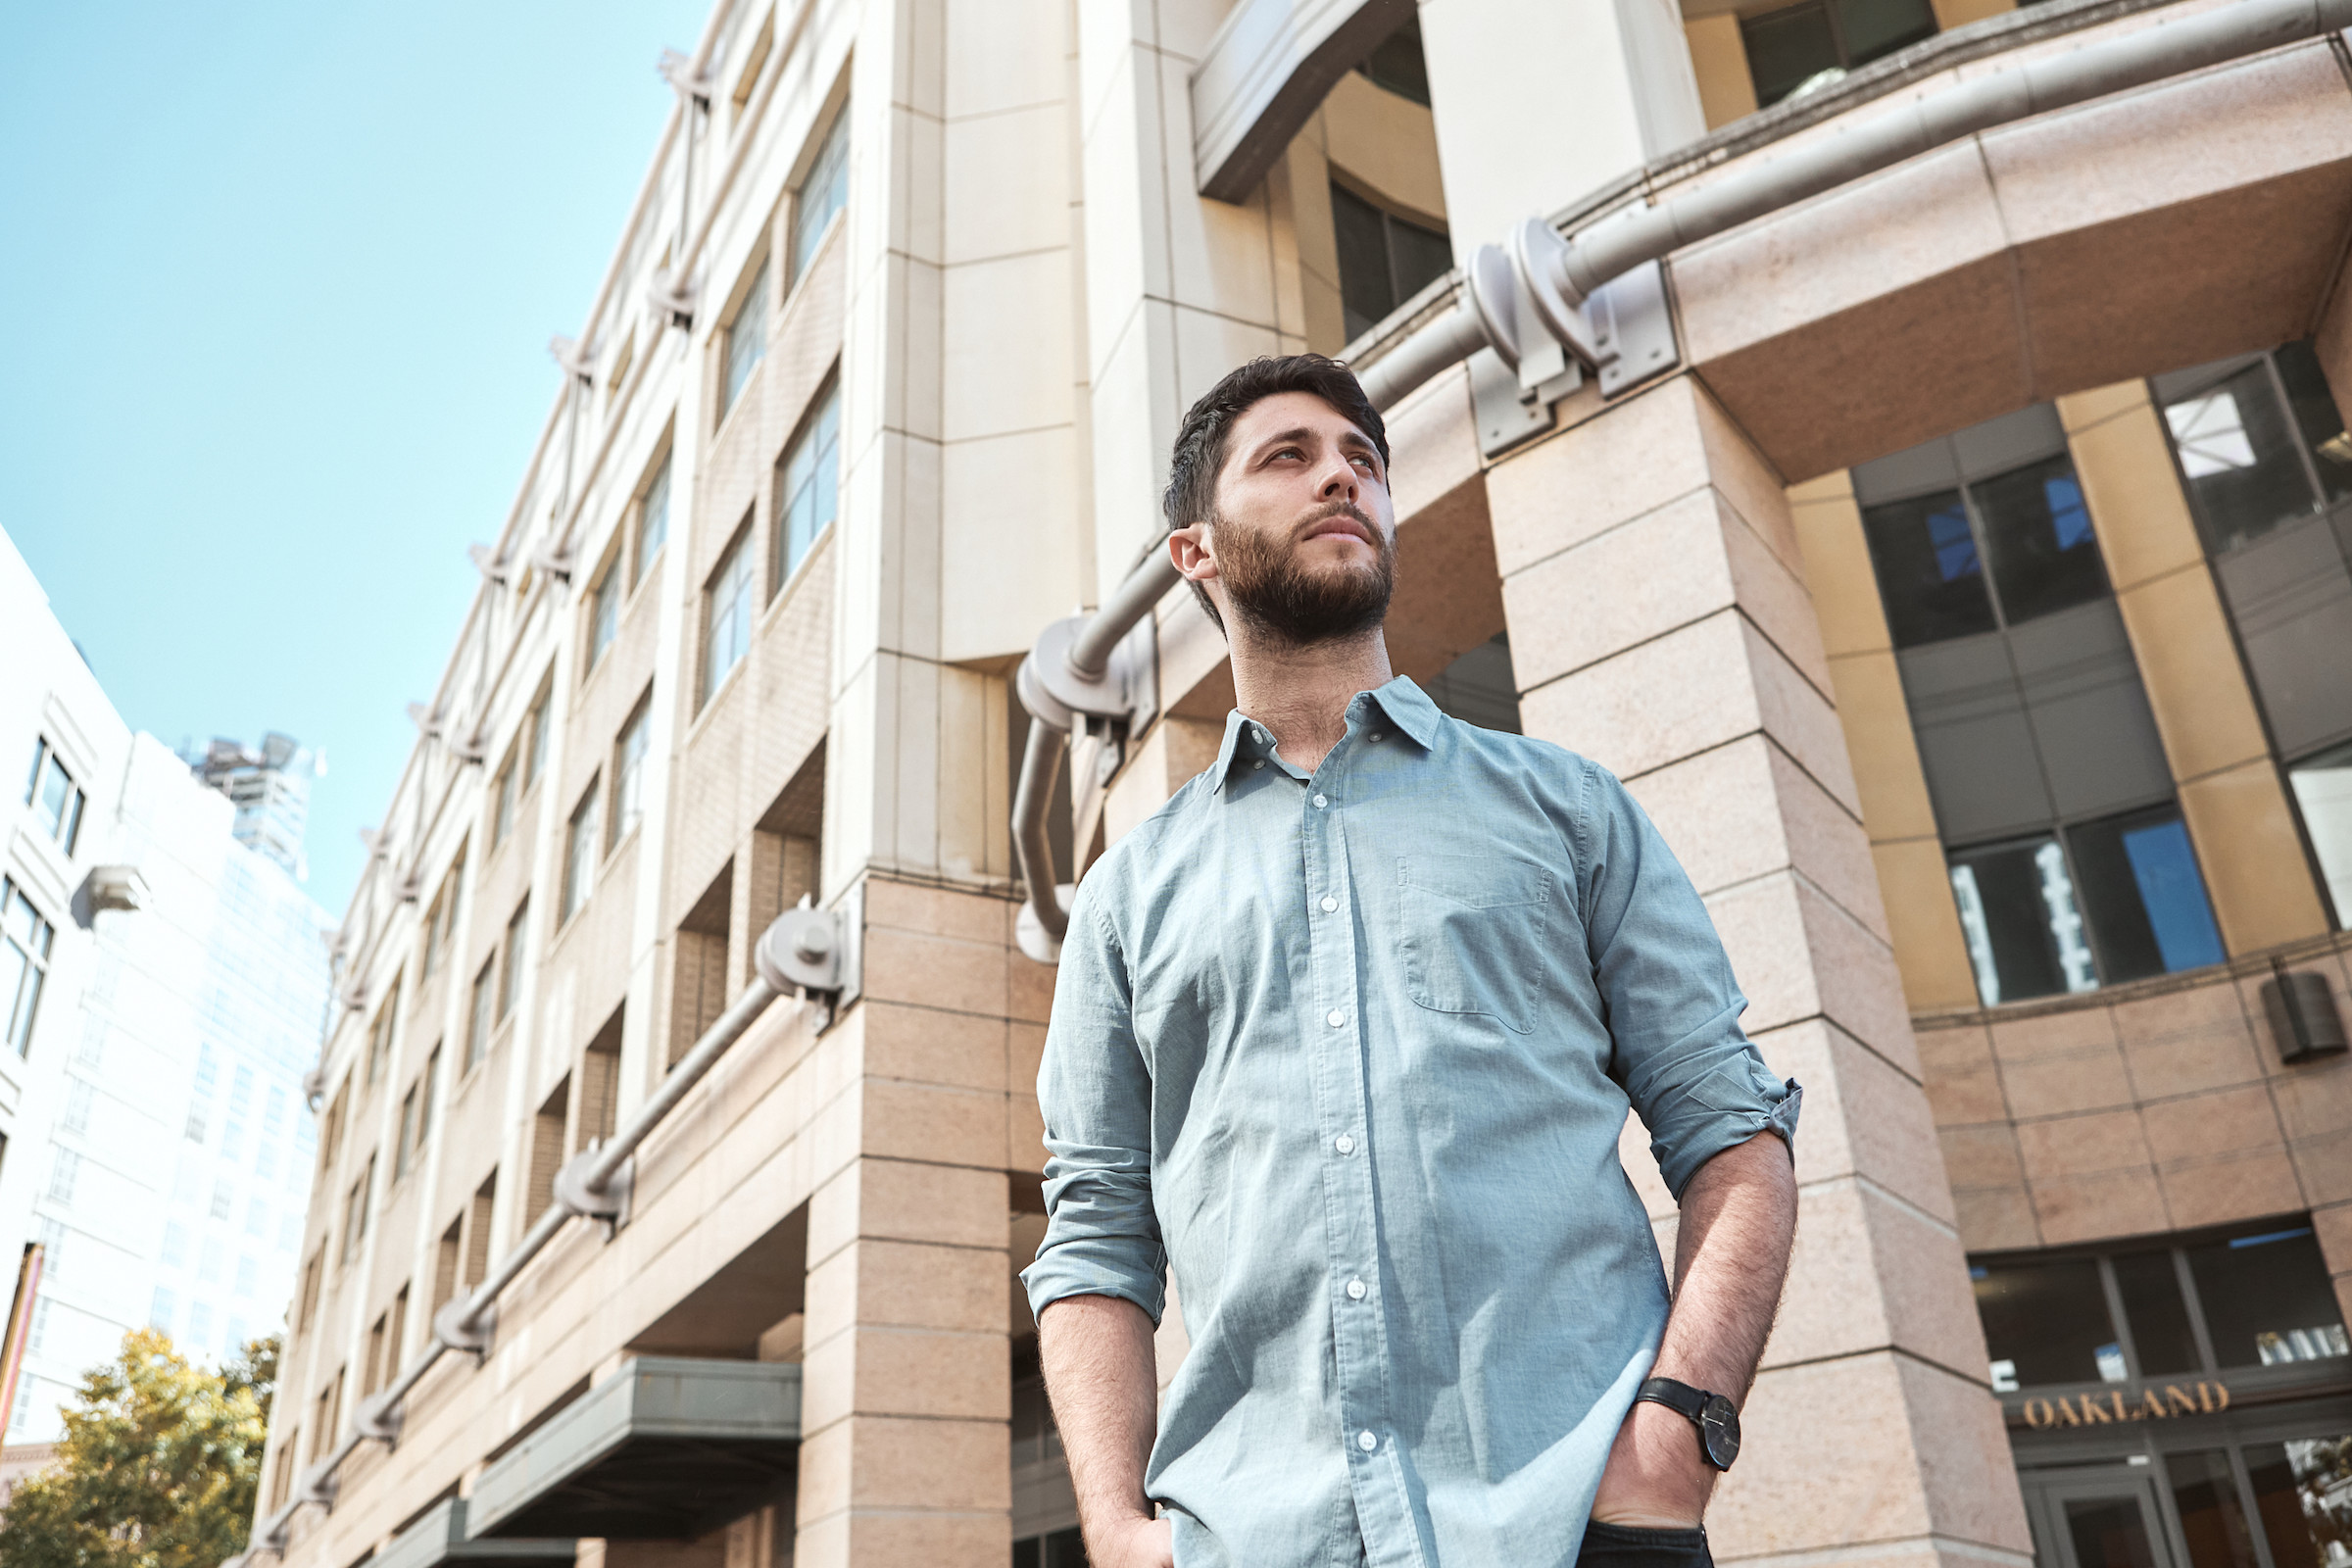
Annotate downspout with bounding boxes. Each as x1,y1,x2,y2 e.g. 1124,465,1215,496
1008,0,2352,962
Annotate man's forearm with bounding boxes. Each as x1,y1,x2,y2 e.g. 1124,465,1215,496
1038,1294,1168,1565
1592,1130,1797,1527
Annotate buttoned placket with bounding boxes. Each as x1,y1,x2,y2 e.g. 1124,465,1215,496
1284,697,1421,1568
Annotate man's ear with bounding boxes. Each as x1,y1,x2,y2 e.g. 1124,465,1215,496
1168,522,1217,584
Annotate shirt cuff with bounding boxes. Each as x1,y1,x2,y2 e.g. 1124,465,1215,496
1021,1242,1168,1327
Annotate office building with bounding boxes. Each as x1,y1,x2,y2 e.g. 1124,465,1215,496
252,2,2352,1567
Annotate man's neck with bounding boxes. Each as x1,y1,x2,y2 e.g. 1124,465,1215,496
1229,627,1395,775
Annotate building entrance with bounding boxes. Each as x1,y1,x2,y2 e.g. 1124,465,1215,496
2027,1467,2170,1568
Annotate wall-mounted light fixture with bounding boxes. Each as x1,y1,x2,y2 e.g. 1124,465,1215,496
2262,962,2348,1065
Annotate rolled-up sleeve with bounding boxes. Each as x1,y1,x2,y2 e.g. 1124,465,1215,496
1575,760,1800,1199
1021,889,1168,1326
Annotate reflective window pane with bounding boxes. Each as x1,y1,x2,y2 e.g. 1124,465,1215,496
2186,1225,2349,1369
2277,339,2352,507
1973,1256,2120,1386
1837,0,1937,67
1976,455,2109,624
2288,739,2352,927
2113,1250,2202,1376
2067,808,2225,983
2066,1494,2160,1568
2166,363,2322,553
1331,182,1393,343
2168,1449,2265,1568
2242,1435,2352,1568
1950,837,2094,1006
1864,489,1998,648
1741,0,1840,106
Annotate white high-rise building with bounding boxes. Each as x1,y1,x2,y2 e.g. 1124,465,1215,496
0,526,333,1442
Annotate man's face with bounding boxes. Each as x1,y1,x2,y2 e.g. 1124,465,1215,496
1192,391,1396,645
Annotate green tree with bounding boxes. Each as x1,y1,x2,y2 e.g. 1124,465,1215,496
0,1328,277,1568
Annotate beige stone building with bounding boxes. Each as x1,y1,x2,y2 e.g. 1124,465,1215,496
246,1,2352,1566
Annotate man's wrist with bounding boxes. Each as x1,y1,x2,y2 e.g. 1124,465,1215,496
1592,1401,1716,1527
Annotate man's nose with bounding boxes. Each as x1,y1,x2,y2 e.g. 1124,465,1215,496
1315,454,1358,502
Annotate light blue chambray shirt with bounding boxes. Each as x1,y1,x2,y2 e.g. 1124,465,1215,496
1022,676,1798,1568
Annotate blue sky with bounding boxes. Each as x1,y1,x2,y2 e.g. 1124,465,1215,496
1,0,710,918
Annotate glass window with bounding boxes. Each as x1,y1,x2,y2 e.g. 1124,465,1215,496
1741,0,1936,106
612,700,650,849
466,959,494,1069
498,902,527,1020
721,254,770,419
703,529,756,707
1976,454,2107,623
1330,182,1452,344
2068,806,2226,984
1973,1256,2121,1387
635,453,671,588
2289,739,2352,925
2241,1435,2352,1568
1949,835,2094,1006
2,879,56,1056
1863,488,1998,647
588,559,620,669
1838,0,1938,62
395,1090,417,1179
524,689,550,791
2165,361,2327,554
2186,1225,2349,1369
2112,1250,2201,1377
24,740,85,855
791,110,851,285
2064,1495,2161,1568
562,782,600,925
2278,339,2352,505
776,376,841,588
1354,15,1431,104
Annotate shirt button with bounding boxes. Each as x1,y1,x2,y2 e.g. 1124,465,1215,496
1347,1278,1367,1300
1252,760,1264,770
1319,896,1338,913
1326,1008,1346,1028
1357,1430,1378,1452
1334,1134,1355,1154
1371,732,1387,742
1312,794,1328,808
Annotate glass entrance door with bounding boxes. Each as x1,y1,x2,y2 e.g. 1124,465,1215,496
2032,1471,2176,1568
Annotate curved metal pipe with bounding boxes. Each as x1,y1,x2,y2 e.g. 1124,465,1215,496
1068,557,1183,677
1014,719,1072,946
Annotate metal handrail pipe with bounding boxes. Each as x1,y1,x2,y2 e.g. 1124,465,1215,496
1013,721,1072,945
1067,557,1184,676
583,972,781,1191
1353,298,1493,412
1560,0,2352,301
448,1200,573,1339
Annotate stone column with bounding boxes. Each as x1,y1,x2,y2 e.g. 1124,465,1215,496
793,879,1020,1568
1487,373,2033,1568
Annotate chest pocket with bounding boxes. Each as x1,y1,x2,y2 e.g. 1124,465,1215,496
1396,854,1554,1034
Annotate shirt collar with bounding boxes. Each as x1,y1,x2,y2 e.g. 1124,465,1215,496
1211,675,1445,791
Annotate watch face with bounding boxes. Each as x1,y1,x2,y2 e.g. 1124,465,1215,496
1699,1395,1741,1470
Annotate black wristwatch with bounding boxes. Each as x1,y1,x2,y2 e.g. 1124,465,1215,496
1634,1376,1741,1471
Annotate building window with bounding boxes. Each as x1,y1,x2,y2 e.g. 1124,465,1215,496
587,554,621,671
491,759,516,849
634,451,671,589
524,684,551,792
1740,0,1937,107
365,993,398,1087
561,780,600,925
702,525,756,707
395,1085,418,1179
46,1148,78,1206
790,108,851,286
1,878,55,1056
720,253,771,420
775,374,841,589
2288,738,2352,924
466,958,495,1070
612,698,651,849
23,739,87,855
1329,182,1450,345
340,1156,374,1265
497,900,528,1021
1352,15,1430,105
421,853,463,978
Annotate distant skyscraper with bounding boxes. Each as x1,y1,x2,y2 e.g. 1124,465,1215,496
187,734,320,882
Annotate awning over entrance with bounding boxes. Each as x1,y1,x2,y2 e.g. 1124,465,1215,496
373,1497,571,1568
466,1356,802,1541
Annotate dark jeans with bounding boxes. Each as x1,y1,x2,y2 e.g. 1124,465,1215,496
1578,1521,1715,1568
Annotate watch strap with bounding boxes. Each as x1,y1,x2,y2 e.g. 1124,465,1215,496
1634,1376,1710,1421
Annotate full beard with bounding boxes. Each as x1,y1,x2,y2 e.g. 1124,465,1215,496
1214,502,1396,648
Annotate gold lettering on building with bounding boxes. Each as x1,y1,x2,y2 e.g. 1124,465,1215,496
2017,1381,2230,1428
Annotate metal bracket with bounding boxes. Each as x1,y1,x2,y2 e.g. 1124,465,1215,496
1017,612,1154,734
1470,348,1554,458
352,1391,404,1444
1589,259,1679,398
300,1064,324,1110
291,1459,340,1509
431,1298,494,1361
754,897,859,1029
553,1148,633,1236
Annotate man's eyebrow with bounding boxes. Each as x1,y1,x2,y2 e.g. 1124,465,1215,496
1249,425,1318,459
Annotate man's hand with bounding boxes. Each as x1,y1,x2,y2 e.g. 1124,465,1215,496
1591,1402,1713,1526
1093,1514,1175,1568
1594,1129,1796,1526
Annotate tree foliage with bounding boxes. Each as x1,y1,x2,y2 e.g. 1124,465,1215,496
0,1328,277,1568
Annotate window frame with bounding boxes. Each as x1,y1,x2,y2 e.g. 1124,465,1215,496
611,694,653,852
719,250,773,423
23,738,87,857
633,448,673,592
585,546,623,674
1,877,57,1057
788,105,851,290
774,372,843,594
701,519,759,709
561,777,602,926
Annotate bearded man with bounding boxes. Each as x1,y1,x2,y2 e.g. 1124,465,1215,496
1022,355,1801,1568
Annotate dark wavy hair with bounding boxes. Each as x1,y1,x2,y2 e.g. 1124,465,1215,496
1160,354,1390,633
